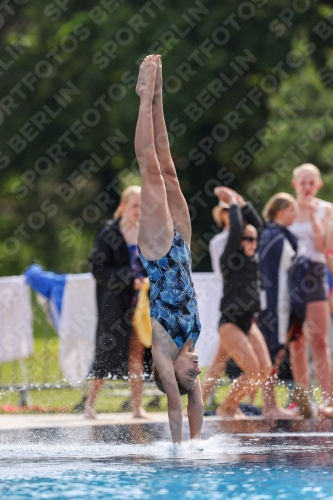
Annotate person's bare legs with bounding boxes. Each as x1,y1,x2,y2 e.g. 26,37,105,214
246,323,292,418
263,374,293,418
307,301,331,402
216,323,270,419
129,327,151,419
246,323,293,418
289,329,309,390
246,389,257,405
84,378,105,419
201,339,228,403
135,55,174,260
152,55,191,248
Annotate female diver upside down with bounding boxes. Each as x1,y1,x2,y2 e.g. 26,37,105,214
135,54,204,443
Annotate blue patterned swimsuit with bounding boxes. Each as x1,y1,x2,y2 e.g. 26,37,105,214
138,231,201,350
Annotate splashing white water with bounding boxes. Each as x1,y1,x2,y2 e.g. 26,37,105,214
0,432,330,463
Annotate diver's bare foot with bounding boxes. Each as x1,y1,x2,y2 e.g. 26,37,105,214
263,406,295,419
83,406,96,420
153,54,163,99
216,405,247,420
136,55,157,98
132,407,152,419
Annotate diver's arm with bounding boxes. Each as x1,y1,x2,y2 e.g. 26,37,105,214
153,347,183,443
187,378,204,439
162,370,183,443
167,395,183,443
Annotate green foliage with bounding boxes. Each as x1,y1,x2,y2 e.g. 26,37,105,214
1,1,333,274
249,56,333,208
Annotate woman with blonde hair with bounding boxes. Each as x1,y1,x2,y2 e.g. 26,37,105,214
289,164,333,407
84,185,151,419
258,192,298,417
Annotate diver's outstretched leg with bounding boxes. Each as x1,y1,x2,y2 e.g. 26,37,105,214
152,55,191,248
135,55,174,261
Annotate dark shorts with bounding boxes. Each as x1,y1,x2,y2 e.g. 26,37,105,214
304,262,328,303
219,311,254,335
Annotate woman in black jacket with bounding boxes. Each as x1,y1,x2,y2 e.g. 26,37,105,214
84,185,151,419
208,187,272,419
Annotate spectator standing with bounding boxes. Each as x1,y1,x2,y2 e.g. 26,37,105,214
201,196,230,404
289,164,333,406
209,200,231,282
326,223,333,319
84,185,151,419
258,193,298,418
207,187,272,419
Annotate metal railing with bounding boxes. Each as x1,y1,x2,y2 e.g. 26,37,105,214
0,294,164,408
0,292,299,410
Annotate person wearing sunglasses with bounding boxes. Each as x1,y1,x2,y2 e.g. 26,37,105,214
203,195,259,405
209,186,273,419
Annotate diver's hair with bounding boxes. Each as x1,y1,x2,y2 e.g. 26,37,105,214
262,192,295,222
152,364,191,396
113,185,141,219
292,163,321,181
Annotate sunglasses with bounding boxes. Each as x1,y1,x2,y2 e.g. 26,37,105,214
241,236,258,243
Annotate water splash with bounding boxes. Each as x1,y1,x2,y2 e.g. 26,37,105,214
0,433,333,499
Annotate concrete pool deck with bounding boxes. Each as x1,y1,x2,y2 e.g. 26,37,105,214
0,412,332,433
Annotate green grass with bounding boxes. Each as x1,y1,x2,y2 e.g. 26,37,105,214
0,292,310,413
0,380,292,414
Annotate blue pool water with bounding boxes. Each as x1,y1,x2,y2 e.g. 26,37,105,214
1,426,333,499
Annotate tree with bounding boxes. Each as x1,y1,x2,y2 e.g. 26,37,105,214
249,55,333,210
1,1,333,274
